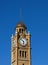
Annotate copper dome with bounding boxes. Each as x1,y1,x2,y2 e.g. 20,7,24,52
16,21,27,29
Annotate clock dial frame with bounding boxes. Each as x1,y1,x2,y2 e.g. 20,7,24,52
18,38,27,46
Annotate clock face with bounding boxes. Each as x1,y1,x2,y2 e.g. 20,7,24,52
18,38,27,46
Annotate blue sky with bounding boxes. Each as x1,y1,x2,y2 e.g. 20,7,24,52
0,0,48,65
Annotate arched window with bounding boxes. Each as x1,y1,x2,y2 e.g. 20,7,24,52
19,29,21,33
20,51,26,58
22,29,23,33
22,51,24,57
25,51,26,58
22,63,24,65
20,51,21,57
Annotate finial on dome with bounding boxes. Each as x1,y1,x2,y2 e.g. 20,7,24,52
20,8,22,21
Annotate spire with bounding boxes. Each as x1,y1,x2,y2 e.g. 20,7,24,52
20,8,22,21
15,8,27,30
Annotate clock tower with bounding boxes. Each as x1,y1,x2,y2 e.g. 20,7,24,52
11,21,31,65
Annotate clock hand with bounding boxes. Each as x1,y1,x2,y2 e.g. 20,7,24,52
21,39,24,44
23,41,24,44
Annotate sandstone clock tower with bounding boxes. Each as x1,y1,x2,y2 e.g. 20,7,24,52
11,21,31,65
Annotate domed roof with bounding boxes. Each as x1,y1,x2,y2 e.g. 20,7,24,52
16,21,27,29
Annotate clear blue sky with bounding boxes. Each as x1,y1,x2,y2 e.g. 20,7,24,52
0,0,48,65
